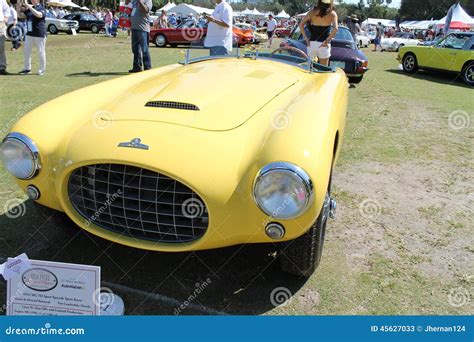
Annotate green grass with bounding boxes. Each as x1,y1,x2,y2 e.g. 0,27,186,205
0,34,472,315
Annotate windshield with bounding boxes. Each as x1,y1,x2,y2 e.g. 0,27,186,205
437,34,472,50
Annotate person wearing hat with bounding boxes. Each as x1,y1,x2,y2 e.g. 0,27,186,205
348,14,361,42
299,0,338,66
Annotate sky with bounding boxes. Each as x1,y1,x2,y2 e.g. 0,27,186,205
341,0,402,8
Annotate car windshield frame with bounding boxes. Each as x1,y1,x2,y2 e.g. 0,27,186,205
182,44,333,74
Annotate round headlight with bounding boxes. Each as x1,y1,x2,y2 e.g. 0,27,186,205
254,162,313,220
0,133,40,180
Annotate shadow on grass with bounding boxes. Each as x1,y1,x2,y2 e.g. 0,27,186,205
0,200,308,315
66,71,130,77
386,69,472,89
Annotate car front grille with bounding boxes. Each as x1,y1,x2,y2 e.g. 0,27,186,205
68,164,209,243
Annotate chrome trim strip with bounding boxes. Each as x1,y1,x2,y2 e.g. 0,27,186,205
1,132,41,180
253,162,314,220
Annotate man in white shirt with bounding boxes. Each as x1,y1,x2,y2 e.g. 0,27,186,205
204,0,233,56
0,0,10,75
266,14,277,48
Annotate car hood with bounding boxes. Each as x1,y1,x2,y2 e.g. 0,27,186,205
103,60,299,131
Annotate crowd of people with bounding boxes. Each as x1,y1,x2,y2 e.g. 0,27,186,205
1,0,471,76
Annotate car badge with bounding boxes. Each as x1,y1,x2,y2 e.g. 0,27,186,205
118,138,149,150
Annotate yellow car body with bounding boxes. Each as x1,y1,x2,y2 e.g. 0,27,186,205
398,32,474,86
3,55,348,259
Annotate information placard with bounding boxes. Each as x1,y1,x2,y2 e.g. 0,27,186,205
6,260,100,316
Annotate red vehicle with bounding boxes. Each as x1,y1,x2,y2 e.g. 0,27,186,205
275,26,293,38
150,20,253,48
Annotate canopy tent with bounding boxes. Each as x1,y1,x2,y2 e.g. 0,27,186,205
47,0,80,8
276,10,290,19
167,4,213,16
400,20,435,30
241,8,253,16
251,8,264,16
363,18,397,27
158,2,176,13
79,6,89,11
436,4,474,29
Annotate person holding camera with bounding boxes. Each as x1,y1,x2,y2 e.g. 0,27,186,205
18,0,45,75
0,0,9,75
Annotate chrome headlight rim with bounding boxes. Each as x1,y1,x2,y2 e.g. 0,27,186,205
1,132,41,180
253,162,314,220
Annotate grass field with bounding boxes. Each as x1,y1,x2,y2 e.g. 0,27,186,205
0,33,472,315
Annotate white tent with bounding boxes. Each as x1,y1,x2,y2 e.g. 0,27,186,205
436,4,474,28
276,10,290,19
241,8,253,16
251,8,264,16
47,0,80,8
80,6,89,11
158,2,176,12
168,4,213,16
364,18,397,27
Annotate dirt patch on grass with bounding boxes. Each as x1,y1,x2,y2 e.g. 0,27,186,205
332,160,473,281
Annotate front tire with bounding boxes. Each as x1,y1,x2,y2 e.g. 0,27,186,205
154,34,167,47
349,75,363,84
280,193,333,277
91,25,99,34
461,61,474,86
48,24,58,34
402,53,418,73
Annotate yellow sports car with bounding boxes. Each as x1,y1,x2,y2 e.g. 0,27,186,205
1,47,348,277
398,32,474,86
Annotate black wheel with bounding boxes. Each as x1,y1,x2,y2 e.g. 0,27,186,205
461,61,474,86
280,193,333,277
349,75,363,84
154,34,167,47
359,40,363,47
91,25,99,34
48,24,58,34
402,53,418,73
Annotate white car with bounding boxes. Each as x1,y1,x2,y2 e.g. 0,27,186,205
45,13,79,34
381,32,420,52
356,31,371,48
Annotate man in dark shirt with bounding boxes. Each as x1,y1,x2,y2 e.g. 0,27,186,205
19,0,46,75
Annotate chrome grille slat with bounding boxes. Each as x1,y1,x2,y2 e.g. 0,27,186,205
145,101,200,111
68,164,209,243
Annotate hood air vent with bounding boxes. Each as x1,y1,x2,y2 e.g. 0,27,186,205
145,101,200,111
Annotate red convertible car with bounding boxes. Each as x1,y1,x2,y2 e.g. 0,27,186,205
150,20,253,48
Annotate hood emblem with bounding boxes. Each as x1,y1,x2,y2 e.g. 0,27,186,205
118,138,149,150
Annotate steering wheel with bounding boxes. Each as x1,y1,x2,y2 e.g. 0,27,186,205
270,46,309,61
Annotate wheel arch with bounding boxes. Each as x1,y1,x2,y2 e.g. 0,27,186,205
461,59,474,73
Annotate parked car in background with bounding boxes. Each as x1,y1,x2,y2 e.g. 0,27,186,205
63,13,105,34
151,20,252,47
282,26,369,84
398,32,474,86
150,20,206,47
382,32,420,52
45,13,79,34
356,31,371,48
235,23,268,44
274,26,292,38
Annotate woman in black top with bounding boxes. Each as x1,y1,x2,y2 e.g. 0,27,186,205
299,0,338,66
